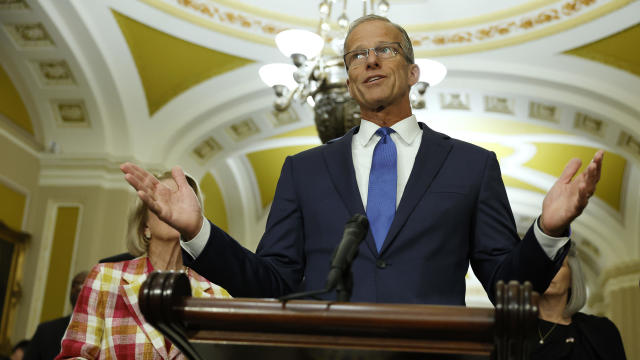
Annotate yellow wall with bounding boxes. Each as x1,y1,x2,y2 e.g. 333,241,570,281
40,206,80,323
11,183,133,341
0,182,26,231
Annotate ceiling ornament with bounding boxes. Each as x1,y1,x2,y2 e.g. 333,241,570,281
51,100,89,127
139,0,289,45
412,0,599,50
574,112,605,137
529,102,559,123
484,96,515,115
258,0,446,143
142,0,630,57
5,23,55,47
192,136,223,163
617,132,640,161
226,118,260,142
268,108,300,128
440,93,471,111
0,0,29,10
33,60,76,86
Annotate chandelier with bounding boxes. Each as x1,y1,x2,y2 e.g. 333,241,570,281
259,0,447,143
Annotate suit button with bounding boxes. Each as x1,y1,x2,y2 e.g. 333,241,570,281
376,260,387,269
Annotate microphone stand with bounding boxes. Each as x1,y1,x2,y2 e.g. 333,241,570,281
279,214,368,303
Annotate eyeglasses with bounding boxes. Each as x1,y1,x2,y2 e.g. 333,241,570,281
343,42,404,70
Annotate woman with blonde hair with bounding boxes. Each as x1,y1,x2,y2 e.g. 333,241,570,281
57,170,230,359
532,243,626,360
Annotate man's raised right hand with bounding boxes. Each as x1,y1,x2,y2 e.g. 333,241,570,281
120,163,203,240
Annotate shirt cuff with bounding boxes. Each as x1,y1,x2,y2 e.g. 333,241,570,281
179,216,211,260
533,216,570,259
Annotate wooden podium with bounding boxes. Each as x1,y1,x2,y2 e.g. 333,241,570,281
139,272,538,360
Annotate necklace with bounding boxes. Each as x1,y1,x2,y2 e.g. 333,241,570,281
538,322,558,344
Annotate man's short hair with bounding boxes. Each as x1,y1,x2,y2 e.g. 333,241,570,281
343,14,415,65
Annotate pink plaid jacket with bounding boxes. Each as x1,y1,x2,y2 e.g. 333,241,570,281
56,257,231,359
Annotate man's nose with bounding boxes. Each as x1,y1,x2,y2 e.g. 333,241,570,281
366,49,380,68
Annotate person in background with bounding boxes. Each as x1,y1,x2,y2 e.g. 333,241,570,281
532,243,626,360
56,171,231,360
23,271,88,360
9,340,29,360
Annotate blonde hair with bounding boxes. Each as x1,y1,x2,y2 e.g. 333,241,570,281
126,171,202,256
564,242,587,317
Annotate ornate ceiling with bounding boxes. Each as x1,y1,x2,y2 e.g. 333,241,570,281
1,0,639,304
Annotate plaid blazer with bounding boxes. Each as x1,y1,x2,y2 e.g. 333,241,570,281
56,256,231,359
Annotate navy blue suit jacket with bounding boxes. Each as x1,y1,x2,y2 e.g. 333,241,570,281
185,123,566,304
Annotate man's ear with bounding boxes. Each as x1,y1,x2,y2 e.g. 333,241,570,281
346,78,352,96
408,63,420,87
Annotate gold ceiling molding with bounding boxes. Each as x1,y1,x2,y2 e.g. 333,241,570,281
411,0,636,56
112,10,253,116
564,23,640,77
138,0,287,46
0,0,29,10
0,64,33,135
141,0,632,56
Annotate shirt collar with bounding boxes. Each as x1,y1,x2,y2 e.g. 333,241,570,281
355,114,421,147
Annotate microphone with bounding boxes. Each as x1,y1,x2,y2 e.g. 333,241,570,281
325,214,369,292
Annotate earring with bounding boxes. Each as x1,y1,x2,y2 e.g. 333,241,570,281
144,229,151,240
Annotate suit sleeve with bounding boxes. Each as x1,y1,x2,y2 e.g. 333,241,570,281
56,264,105,360
470,152,566,302
184,156,305,298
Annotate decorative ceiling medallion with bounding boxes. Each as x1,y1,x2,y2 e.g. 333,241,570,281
484,96,514,114
32,60,76,86
269,109,299,127
0,0,29,10
51,100,89,127
143,0,625,55
5,23,55,47
140,0,288,45
617,131,640,160
440,93,470,110
529,102,558,122
226,118,260,142
411,0,600,50
574,112,605,137
192,136,222,163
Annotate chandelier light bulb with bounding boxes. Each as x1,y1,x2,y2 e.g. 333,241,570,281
319,1,330,15
415,58,447,86
259,63,298,90
275,29,324,59
337,12,349,29
378,0,389,13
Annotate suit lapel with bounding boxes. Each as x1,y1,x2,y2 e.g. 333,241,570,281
380,123,453,254
119,259,169,359
322,127,378,255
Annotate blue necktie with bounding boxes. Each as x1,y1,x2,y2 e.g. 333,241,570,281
366,127,397,252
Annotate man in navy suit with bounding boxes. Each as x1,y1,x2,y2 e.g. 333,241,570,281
121,15,603,304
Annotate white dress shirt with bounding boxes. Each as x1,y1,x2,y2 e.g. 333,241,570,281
182,115,568,260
